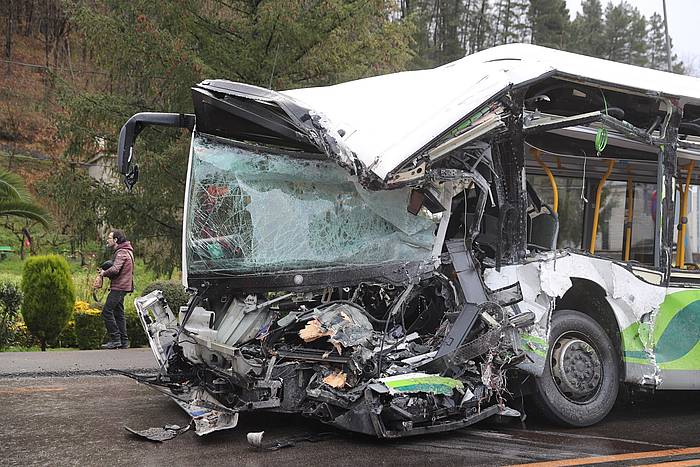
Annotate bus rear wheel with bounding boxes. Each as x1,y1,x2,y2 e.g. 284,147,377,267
533,310,619,427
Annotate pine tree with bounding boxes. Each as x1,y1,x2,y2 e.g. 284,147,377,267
528,0,569,49
569,0,605,57
509,1,531,43
405,0,439,68
601,2,648,66
646,12,685,73
465,0,493,54
401,0,468,68
425,0,467,65
647,12,667,70
601,2,628,62
626,7,647,66
491,0,529,46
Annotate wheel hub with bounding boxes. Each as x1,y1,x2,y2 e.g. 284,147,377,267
551,337,602,402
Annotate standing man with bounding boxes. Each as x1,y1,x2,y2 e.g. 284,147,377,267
98,229,134,349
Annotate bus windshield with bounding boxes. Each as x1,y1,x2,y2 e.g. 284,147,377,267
185,135,435,274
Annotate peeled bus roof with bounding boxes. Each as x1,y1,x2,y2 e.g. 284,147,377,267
282,43,700,180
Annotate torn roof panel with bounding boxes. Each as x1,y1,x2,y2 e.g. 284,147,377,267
194,44,700,183
283,58,547,180
282,43,700,180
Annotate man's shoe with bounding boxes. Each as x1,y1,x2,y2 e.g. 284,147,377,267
119,340,130,349
101,340,121,350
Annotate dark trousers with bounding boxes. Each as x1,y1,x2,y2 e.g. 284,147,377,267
102,290,128,342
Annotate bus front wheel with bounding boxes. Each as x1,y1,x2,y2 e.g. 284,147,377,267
533,310,619,427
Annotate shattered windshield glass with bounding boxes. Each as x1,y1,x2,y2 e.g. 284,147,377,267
186,134,436,274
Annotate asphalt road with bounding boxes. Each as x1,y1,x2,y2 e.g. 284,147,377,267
1,350,699,466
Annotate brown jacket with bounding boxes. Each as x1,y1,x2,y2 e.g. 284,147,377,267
103,241,134,292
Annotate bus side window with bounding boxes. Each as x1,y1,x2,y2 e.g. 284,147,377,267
592,181,626,260
626,183,656,266
528,174,656,266
674,184,700,269
528,175,585,250
589,180,655,266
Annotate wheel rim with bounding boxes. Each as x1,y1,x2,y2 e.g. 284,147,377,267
550,333,603,403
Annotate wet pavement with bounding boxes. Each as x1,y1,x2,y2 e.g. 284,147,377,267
0,348,157,377
1,350,699,466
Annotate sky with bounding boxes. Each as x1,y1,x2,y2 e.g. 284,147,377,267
564,0,699,74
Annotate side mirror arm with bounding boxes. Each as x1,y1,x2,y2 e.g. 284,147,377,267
117,112,195,190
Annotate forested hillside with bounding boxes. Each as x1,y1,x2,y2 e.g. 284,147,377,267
0,0,690,273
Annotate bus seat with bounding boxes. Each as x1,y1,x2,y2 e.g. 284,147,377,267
529,204,559,251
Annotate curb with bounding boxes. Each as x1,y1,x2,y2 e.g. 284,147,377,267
0,368,158,378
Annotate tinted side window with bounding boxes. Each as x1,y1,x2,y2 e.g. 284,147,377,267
528,175,585,250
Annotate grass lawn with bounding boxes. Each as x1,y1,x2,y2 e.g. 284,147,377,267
1,252,176,352
0,254,167,303
1,251,174,349
0,254,24,281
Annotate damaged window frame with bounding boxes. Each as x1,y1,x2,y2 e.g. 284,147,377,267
116,44,700,438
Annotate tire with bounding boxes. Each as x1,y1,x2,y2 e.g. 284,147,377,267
532,310,619,427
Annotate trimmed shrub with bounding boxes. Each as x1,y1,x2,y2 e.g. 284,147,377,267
142,280,189,313
21,255,75,351
12,318,36,348
57,319,77,348
0,281,23,349
57,300,96,348
126,308,148,348
75,308,105,350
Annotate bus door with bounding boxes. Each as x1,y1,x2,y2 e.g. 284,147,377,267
661,156,700,389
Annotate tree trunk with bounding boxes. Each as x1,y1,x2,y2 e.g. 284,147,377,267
43,0,50,107
504,0,511,43
5,0,12,75
44,0,49,67
493,0,502,46
25,0,35,36
40,336,47,351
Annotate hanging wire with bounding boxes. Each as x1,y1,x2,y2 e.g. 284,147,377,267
580,149,588,203
595,91,609,155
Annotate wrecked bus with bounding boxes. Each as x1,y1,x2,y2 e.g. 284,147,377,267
117,43,700,437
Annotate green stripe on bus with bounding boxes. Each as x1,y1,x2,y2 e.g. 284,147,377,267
656,291,700,342
383,375,464,395
624,350,648,360
659,341,700,370
621,290,700,370
521,334,547,357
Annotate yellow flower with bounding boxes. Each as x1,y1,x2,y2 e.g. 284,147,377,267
76,308,102,317
74,300,91,312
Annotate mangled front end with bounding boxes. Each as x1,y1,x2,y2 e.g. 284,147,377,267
135,284,530,437
132,126,536,437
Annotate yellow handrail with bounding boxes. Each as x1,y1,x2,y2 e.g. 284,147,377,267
624,175,634,261
590,160,616,254
531,149,558,213
676,160,695,268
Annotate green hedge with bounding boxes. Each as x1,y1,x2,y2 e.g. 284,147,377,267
75,309,105,350
142,280,189,314
126,308,148,348
10,319,36,348
70,305,147,350
57,319,78,348
0,280,23,349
